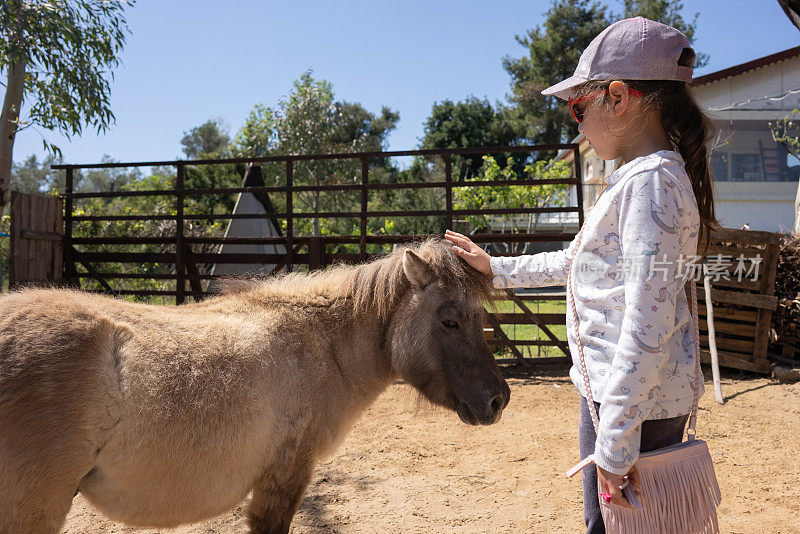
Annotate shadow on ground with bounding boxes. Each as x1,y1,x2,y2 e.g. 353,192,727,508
294,469,382,533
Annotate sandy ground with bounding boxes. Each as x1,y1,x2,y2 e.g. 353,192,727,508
62,367,799,533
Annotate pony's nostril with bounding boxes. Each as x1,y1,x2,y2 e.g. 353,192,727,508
489,394,503,415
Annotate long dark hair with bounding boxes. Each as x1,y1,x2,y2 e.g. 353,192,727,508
575,48,721,257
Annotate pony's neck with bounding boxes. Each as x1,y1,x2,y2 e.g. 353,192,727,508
210,264,401,403
252,269,399,395
303,268,399,405
336,305,396,392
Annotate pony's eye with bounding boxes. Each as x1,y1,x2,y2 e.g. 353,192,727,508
442,320,459,331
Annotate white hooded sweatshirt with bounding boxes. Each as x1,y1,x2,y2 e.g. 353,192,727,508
489,150,704,474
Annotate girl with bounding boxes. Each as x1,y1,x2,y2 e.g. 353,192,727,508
445,17,720,534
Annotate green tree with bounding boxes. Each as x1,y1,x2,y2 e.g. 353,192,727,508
180,119,231,159
71,170,180,299
454,156,571,254
771,109,800,161
420,96,519,180
233,71,400,237
10,154,56,193
0,0,134,220
330,101,399,154
503,0,706,151
367,158,448,240
180,119,240,215
70,166,227,300
233,104,278,158
1,153,162,296
503,0,610,151
81,155,140,193
234,72,399,160
9,152,138,195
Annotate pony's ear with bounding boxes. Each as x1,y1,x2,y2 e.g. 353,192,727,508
403,249,434,288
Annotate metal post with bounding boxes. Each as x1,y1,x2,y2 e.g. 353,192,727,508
572,144,584,229
286,160,293,272
444,154,453,230
360,158,368,261
63,166,75,287
175,164,185,305
308,237,322,270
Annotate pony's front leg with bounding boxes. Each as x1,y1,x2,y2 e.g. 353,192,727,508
246,461,314,534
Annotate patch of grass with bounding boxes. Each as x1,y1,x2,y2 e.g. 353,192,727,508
485,298,567,359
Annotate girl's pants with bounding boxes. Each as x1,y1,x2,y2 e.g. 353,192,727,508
578,396,689,534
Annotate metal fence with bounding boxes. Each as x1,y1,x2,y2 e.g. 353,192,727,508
52,144,583,365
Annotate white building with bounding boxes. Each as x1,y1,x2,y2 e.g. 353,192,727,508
557,46,800,234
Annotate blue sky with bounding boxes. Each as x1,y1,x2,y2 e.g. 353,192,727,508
13,0,800,166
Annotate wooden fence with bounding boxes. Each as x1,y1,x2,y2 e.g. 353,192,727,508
51,144,584,366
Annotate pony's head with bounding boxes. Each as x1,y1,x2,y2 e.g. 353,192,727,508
353,239,510,425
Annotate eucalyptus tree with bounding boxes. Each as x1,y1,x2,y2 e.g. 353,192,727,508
0,0,134,219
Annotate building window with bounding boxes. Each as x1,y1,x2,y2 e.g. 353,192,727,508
731,153,762,181
778,142,800,181
710,120,799,181
711,152,728,181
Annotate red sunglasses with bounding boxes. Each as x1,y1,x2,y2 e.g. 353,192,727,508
568,87,643,123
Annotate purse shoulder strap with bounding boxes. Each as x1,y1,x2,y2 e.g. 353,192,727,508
567,225,702,439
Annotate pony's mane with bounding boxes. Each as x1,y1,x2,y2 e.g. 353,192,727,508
351,238,499,321
216,238,499,320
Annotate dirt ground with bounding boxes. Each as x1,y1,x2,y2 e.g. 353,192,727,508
62,366,800,533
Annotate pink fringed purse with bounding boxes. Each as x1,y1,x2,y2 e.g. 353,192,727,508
566,226,722,534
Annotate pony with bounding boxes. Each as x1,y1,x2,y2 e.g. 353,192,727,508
0,238,510,534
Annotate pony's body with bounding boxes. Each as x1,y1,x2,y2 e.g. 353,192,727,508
0,240,509,533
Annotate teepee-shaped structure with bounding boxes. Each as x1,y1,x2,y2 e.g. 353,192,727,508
209,163,286,282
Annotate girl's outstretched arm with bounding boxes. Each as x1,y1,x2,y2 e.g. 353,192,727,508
445,229,580,289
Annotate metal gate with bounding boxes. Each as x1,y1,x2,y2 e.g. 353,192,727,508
52,144,583,366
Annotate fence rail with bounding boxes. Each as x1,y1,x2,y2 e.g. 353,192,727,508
53,144,584,366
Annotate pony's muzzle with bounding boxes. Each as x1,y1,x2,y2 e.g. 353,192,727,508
455,387,509,426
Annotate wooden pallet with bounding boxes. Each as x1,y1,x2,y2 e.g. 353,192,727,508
694,227,780,374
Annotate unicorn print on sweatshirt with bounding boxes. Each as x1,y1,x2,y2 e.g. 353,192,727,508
489,150,703,471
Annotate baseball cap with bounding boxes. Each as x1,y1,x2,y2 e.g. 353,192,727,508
541,17,693,101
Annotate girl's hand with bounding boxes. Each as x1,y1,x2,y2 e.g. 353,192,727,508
444,230,492,276
597,465,639,509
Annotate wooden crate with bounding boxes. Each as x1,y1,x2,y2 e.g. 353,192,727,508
694,227,780,374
